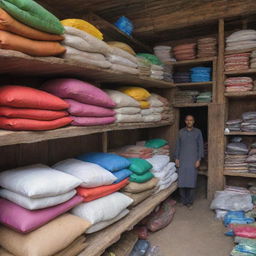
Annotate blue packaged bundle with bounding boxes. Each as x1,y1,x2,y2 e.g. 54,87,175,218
224,211,254,227
77,152,130,172
112,169,132,183
190,67,212,82
114,16,133,36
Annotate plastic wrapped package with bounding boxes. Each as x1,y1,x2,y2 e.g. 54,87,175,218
215,209,228,220
114,16,133,36
229,224,256,238
130,240,150,256
224,211,254,226
145,246,162,256
235,239,256,254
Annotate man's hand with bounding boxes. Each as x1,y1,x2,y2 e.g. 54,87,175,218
195,160,200,168
175,159,180,168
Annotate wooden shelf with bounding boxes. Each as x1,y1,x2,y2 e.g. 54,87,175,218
79,182,178,256
225,47,256,55
0,121,172,147
224,91,256,98
224,171,256,178
173,102,210,108
225,131,256,136
0,50,174,89
175,81,213,89
224,69,256,75
167,57,216,66
198,171,208,177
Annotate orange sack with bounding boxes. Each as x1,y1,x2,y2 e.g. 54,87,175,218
0,116,72,131
0,106,68,121
77,178,129,202
0,30,66,56
0,9,64,41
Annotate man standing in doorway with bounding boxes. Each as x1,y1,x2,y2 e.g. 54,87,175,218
174,115,204,209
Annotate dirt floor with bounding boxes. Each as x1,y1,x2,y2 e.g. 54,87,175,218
149,188,234,256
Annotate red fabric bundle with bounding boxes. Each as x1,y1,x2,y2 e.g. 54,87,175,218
230,224,256,238
0,107,68,120
0,117,72,131
77,178,129,202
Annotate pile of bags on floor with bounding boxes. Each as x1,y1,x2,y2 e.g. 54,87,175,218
190,67,212,82
225,53,250,72
225,29,256,52
250,50,256,69
173,43,196,61
0,0,65,57
196,91,212,103
0,85,72,131
224,77,253,92
197,37,217,58
174,90,199,104
173,71,190,83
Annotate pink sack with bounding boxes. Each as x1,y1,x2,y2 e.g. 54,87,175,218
0,196,83,233
65,99,115,117
42,78,116,108
230,224,256,238
71,116,116,126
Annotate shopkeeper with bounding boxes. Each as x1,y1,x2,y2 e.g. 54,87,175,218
174,115,204,209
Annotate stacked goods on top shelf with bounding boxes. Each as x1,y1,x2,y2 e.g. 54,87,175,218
225,53,250,72
225,30,256,52
224,77,254,92
197,37,217,58
173,43,196,61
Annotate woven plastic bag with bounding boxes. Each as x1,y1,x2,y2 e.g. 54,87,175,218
145,139,168,149
130,240,150,256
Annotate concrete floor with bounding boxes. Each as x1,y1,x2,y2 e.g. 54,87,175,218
149,196,234,256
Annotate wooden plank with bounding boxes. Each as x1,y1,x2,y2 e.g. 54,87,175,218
79,183,178,256
224,91,256,98
174,81,213,89
224,69,256,75
173,103,209,108
225,47,256,55
0,121,172,147
224,171,256,178
167,57,216,66
225,132,256,136
0,50,174,89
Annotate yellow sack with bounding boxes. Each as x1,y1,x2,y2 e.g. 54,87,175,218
61,19,103,40
139,100,150,109
107,41,136,56
119,87,151,101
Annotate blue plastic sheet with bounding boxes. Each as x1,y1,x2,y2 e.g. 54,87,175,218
114,16,133,36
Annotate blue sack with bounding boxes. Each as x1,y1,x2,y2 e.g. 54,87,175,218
112,169,132,183
76,152,130,172
224,211,254,227
114,16,133,36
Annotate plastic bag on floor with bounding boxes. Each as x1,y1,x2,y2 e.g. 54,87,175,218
130,240,150,256
145,246,161,256
224,211,254,226
229,224,256,238
235,239,256,254
216,209,228,220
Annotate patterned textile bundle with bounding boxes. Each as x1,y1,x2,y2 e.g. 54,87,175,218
225,53,250,72
225,77,253,92
197,37,217,58
173,43,196,61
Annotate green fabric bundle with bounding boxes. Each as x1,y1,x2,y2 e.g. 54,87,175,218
129,158,152,175
0,0,64,34
130,172,154,183
145,138,168,149
136,53,162,65
196,92,212,103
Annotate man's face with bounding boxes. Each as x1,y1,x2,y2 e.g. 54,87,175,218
185,116,195,128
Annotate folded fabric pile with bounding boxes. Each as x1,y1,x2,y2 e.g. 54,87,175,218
225,53,250,72
225,30,256,52
0,85,72,131
173,71,190,83
61,24,112,69
197,37,217,58
0,1,65,57
226,119,243,132
246,145,256,173
137,138,170,156
163,64,173,82
190,67,212,82
146,155,178,193
175,90,199,104
154,45,175,63
104,89,143,123
196,91,212,103
41,78,116,126
224,142,249,173
137,56,151,77
173,43,196,61
71,152,133,233
250,50,256,69
241,112,256,132
225,77,253,92
107,42,139,74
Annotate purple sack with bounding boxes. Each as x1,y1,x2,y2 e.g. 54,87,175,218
0,195,83,233
71,116,116,126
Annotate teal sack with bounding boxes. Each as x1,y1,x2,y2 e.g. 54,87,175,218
129,158,152,175
145,139,168,149
0,0,64,34
130,172,154,183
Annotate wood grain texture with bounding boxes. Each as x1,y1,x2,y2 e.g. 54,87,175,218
224,172,256,178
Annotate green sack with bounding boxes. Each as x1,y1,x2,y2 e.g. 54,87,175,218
0,0,64,34
136,53,162,65
129,172,154,183
145,139,168,149
129,158,152,175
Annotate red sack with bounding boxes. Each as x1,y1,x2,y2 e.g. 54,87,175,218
0,107,68,121
230,224,256,238
0,86,69,110
0,117,72,131
134,225,149,240
77,178,129,202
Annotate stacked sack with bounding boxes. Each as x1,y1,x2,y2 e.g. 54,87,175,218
0,0,65,57
104,89,143,123
137,56,151,77
61,20,112,68
154,45,175,63
173,71,190,83
226,119,243,132
41,78,116,126
137,138,170,156
190,67,212,82
225,30,256,52
197,37,217,58
250,50,256,69
224,141,249,173
107,41,139,74
146,155,178,193
72,153,133,233
175,90,199,104
0,164,92,256
173,43,196,61
224,77,253,92
196,91,212,103
0,85,72,131
241,112,256,132
225,53,250,72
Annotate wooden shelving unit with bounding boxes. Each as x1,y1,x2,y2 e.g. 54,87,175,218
167,57,216,66
224,91,256,98
224,172,256,178
225,47,256,55
224,69,256,75
173,102,210,108
224,131,256,136
79,183,178,256
174,81,213,89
